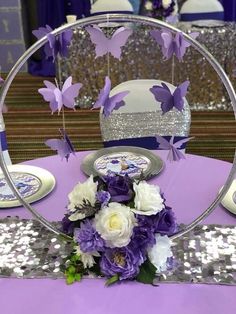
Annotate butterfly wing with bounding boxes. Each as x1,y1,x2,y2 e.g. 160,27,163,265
150,29,164,46
155,135,171,150
173,137,194,149
173,80,189,112
62,83,82,109
45,139,70,160
93,76,111,109
108,27,133,60
59,29,73,57
59,128,76,157
176,32,199,61
150,83,174,114
161,31,174,60
104,91,129,117
86,25,109,58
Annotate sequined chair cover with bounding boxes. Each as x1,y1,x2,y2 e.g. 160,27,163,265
100,79,191,149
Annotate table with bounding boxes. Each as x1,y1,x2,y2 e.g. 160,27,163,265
0,150,236,314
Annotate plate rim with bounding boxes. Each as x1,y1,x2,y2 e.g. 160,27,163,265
0,165,56,208
81,146,164,179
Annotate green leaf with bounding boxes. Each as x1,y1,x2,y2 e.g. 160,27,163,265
66,274,75,285
67,265,76,274
71,254,81,263
106,274,119,286
136,259,157,285
75,273,82,282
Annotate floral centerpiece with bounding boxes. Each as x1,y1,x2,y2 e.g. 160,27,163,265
143,0,177,19
62,174,177,285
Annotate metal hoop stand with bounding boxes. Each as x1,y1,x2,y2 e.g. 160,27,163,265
0,14,236,242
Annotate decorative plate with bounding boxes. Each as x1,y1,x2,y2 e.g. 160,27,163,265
81,146,164,179
0,165,56,208
220,180,236,215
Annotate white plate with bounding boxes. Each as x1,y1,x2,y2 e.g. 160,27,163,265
219,180,236,215
0,165,56,208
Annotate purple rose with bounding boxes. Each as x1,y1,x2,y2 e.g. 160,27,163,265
100,246,144,280
74,219,105,253
131,225,156,252
154,207,177,236
96,191,111,207
62,214,75,235
105,175,133,203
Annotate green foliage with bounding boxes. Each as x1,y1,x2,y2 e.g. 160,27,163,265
105,274,119,286
64,253,83,285
136,259,157,284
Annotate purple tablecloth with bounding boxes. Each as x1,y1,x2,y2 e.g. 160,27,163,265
0,151,236,314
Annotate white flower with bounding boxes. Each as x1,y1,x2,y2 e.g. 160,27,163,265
145,1,153,10
75,246,100,269
132,181,164,216
148,234,173,272
94,202,136,248
162,0,172,9
68,175,98,212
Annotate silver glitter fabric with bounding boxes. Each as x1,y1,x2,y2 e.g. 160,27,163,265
0,218,72,279
0,218,236,285
58,22,236,111
100,109,191,142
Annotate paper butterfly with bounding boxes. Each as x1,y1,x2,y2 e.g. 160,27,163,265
93,76,129,118
45,129,75,161
150,29,199,61
33,25,73,60
38,76,82,113
150,81,190,114
86,25,133,60
156,136,194,162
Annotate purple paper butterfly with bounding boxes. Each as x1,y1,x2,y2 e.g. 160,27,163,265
156,136,194,162
150,29,199,61
45,128,75,161
93,76,129,118
33,25,73,60
150,81,190,114
86,25,133,60
38,76,82,113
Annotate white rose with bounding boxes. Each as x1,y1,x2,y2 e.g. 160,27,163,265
145,1,153,10
132,181,164,216
94,202,136,248
75,246,100,269
162,0,172,9
68,175,98,212
148,234,173,273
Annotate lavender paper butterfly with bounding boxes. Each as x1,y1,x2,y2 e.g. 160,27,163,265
45,129,75,161
150,29,199,61
93,76,129,118
38,76,82,113
156,136,194,162
86,25,133,60
33,25,73,60
150,81,190,114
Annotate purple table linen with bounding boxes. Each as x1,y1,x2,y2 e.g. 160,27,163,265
0,150,235,314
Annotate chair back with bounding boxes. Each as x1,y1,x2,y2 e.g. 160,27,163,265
100,79,191,149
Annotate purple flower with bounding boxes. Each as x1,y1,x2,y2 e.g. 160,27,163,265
131,224,156,252
100,246,144,280
105,175,133,203
74,219,105,253
154,207,177,236
62,214,76,235
135,206,177,237
96,191,111,207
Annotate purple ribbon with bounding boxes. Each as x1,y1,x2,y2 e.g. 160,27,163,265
104,136,188,150
0,131,8,151
91,11,133,16
180,11,224,22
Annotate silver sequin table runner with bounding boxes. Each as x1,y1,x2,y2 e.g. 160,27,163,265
0,218,236,285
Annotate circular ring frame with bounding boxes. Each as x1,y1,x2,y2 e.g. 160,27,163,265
0,14,236,242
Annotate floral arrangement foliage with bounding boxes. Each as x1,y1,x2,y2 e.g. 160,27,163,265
144,0,176,19
62,174,177,285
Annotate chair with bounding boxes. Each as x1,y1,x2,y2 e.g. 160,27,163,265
0,113,11,165
100,79,191,149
